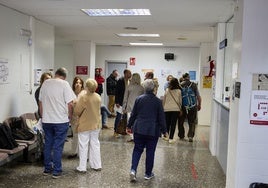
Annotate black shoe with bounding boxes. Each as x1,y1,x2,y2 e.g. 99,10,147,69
67,154,77,159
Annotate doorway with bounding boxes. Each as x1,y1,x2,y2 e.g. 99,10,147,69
104,61,127,105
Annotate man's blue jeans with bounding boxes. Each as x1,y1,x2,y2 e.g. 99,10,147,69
114,112,122,132
101,105,111,127
131,133,158,175
43,122,69,175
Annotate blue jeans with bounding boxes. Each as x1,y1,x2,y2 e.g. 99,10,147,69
43,122,69,175
131,133,158,175
114,112,122,132
101,105,111,127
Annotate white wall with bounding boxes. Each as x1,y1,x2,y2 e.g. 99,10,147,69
55,44,74,84
96,46,200,98
0,5,54,121
226,0,268,187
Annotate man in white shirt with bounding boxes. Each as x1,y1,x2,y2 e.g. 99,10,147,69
39,67,76,179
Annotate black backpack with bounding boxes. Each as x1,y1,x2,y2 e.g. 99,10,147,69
0,123,18,150
9,117,34,140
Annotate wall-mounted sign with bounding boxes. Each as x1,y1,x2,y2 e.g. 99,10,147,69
130,57,136,65
250,90,268,125
203,76,212,88
219,38,228,49
76,66,88,75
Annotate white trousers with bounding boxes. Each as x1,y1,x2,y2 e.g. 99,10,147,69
70,124,78,155
77,129,102,171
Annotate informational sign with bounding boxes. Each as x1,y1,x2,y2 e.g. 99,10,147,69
202,76,212,88
76,66,88,75
0,58,9,84
250,90,268,125
252,74,268,90
130,57,136,65
189,71,196,81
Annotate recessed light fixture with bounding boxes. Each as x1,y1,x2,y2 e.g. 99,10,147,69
116,33,160,37
124,27,138,30
129,43,163,46
177,37,187,40
81,9,151,16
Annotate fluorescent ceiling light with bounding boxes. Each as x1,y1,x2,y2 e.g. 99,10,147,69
116,34,160,37
81,9,151,16
129,43,163,46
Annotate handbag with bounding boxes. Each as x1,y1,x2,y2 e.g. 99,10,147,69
116,114,127,135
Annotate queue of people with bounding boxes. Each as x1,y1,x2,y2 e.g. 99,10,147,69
36,67,201,182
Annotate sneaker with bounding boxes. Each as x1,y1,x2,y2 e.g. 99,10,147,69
130,170,137,182
91,168,102,171
52,173,62,179
162,136,169,141
127,139,134,142
113,132,119,138
102,125,109,129
43,171,51,176
168,139,176,144
144,173,154,180
189,137,193,142
75,168,87,174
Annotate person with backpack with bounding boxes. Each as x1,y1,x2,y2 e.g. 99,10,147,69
178,73,201,142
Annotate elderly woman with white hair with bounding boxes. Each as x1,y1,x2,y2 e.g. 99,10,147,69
126,79,168,182
74,78,102,173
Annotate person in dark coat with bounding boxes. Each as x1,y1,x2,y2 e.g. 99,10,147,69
127,79,168,182
106,70,118,115
113,69,132,137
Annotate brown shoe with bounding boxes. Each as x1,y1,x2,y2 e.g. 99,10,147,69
113,132,119,138
127,139,134,142
102,125,109,129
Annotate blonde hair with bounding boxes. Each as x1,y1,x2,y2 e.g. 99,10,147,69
85,78,97,93
130,73,141,85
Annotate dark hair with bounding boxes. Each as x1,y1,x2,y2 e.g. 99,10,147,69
183,73,190,79
72,76,84,91
40,72,52,86
169,78,180,90
123,69,131,75
145,72,154,79
55,67,67,78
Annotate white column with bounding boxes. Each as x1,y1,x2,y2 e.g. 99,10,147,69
73,40,96,81
226,0,268,187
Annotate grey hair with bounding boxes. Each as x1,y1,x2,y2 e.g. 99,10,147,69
55,67,68,78
143,79,155,92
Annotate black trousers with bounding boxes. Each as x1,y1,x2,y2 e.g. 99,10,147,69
178,106,198,139
165,111,179,139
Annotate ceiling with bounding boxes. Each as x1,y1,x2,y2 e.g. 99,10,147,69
0,0,235,47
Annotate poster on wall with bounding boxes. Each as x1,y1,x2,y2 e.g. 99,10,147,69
130,57,136,66
252,74,268,90
202,76,212,88
0,58,9,85
250,90,268,125
189,71,196,81
34,68,54,86
76,66,88,75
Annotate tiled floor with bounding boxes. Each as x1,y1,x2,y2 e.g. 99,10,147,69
0,119,226,188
